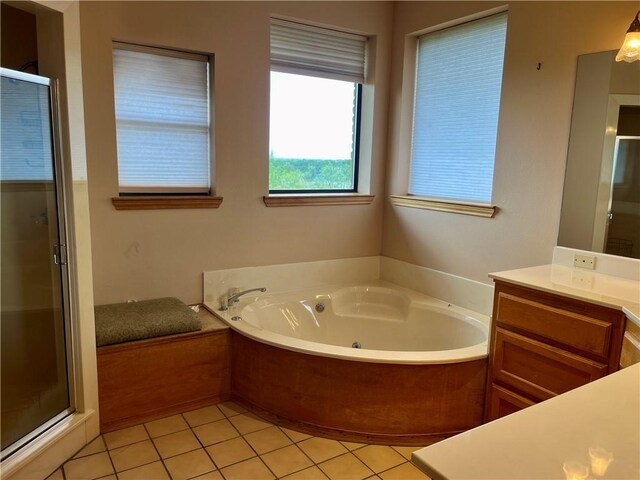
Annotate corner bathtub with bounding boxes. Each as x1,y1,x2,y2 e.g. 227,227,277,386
209,283,489,445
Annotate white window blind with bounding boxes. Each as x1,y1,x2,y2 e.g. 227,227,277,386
112,44,210,194
409,12,507,204
270,18,367,83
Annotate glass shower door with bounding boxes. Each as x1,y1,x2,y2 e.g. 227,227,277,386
1,68,74,459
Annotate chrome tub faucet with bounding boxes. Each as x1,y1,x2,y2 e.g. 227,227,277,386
219,287,266,311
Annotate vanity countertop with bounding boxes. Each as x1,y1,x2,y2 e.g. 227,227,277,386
412,362,640,480
623,305,640,327
489,264,640,326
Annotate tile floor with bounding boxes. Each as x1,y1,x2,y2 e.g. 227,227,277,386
49,402,431,480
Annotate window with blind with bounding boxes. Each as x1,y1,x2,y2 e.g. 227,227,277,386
112,43,211,194
269,18,366,192
409,12,507,204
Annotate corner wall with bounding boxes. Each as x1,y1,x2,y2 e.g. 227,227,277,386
79,1,393,306
382,1,638,285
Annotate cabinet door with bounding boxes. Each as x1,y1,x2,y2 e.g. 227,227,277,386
486,384,535,422
495,292,611,358
493,328,607,401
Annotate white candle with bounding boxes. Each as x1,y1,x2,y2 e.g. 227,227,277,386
563,461,589,480
589,447,614,477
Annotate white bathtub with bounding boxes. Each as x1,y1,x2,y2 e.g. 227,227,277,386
211,282,489,365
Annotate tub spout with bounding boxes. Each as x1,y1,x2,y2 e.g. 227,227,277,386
220,287,267,311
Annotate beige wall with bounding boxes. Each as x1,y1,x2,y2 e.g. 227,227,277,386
383,2,638,285
79,1,393,305
81,1,637,304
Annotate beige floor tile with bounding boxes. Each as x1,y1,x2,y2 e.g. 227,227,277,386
97,476,117,480
183,405,226,427
353,446,405,474
206,436,256,468
193,418,239,446
228,412,272,434
145,414,189,438
244,426,292,454
390,446,418,461
74,437,106,459
117,461,170,480
46,469,64,480
298,437,348,463
378,463,430,480
341,441,366,452
260,444,314,478
109,439,160,472
218,401,247,417
318,453,374,480
281,466,329,480
221,457,275,480
280,427,312,443
153,429,201,458
191,471,224,480
164,449,216,480
103,425,148,450
63,452,114,480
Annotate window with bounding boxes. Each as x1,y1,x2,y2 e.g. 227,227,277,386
269,19,366,193
112,43,211,195
409,12,507,205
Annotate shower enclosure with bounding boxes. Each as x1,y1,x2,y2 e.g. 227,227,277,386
1,68,74,460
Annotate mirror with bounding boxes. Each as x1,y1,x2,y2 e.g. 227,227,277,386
558,50,640,259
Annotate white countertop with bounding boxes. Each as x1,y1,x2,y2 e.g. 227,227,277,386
623,306,640,327
412,363,640,480
489,264,640,326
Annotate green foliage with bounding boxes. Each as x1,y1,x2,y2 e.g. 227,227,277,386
269,157,354,190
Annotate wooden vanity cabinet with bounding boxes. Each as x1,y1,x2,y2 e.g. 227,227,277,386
485,281,626,422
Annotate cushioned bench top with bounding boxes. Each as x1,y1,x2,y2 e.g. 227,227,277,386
95,297,202,347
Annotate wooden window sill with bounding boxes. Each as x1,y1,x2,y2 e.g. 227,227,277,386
112,196,223,210
263,194,375,207
389,195,496,218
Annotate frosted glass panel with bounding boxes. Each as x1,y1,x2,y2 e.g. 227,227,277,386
113,48,210,193
1,76,53,181
409,13,507,204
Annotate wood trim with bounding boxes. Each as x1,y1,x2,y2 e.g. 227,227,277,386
111,195,223,210
263,194,374,207
389,195,496,217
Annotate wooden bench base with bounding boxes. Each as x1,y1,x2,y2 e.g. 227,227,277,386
97,327,231,433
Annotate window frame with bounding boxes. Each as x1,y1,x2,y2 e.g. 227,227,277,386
268,81,363,195
111,41,215,199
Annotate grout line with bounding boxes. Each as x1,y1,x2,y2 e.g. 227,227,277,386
142,423,174,480
101,435,119,479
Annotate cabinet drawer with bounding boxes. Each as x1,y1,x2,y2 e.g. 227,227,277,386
493,328,607,401
486,383,535,422
496,292,612,358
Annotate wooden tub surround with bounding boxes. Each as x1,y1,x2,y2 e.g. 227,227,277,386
97,308,231,433
230,332,487,446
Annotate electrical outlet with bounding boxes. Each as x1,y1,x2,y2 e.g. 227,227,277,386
573,254,596,270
